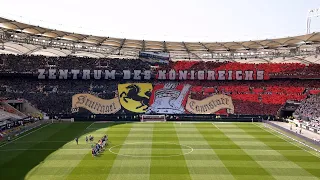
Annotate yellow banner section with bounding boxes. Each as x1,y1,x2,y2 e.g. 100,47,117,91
186,94,234,114
72,94,121,114
118,83,153,113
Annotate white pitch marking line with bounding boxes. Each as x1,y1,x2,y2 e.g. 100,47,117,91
212,123,220,130
0,148,93,151
108,142,194,158
131,129,174,132
0,123,52,148
85,122,95,130
0,148,313,152
7,141,69,143
254,123,320,159
175,122,212,124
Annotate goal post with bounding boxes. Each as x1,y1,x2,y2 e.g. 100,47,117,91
140,114,166,122
51,118,74,123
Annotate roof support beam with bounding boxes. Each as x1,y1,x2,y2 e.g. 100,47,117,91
265,39,283,47
24,46,43,55
182,42,202,60
182,42,191,60
246,41,267,49
109,38,126,55
199,42,215,58
216,42,230,51
182,42,190,53
98,37,109,45
163,41,168,52
141,40,145,52
119,38,126,50
199,42,211,52
119,38,126,52
233,41,249,50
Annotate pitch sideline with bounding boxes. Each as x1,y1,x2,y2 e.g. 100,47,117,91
254,123,320,158
0,123,52,148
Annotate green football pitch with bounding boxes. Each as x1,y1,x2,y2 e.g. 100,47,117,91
0,122,319,180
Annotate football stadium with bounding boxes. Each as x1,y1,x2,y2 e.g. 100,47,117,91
0,1,320,180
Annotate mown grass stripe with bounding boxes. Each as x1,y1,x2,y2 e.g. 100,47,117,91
195,123,275,180
174,123,235,180
149,123,192,180
0,123,52,148
255,123,320,157
25,123,102,179
228,123,317,179
237,123,320,179
64,123,132,180
2,122,320,180
0,123,92,180
105,123,153,180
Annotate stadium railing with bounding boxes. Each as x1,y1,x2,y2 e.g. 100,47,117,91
263,120,320,146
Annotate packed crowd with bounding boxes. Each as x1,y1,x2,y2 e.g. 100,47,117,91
1,76,319,115
165,61,320,79
307,120,320,130
0,110,21,121
189,80,319,115
0,54,151,72
1,54,320,116
1,54,320,79
0,117,39,138
294,95,320,121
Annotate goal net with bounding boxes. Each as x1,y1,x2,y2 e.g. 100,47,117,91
140,114,166,122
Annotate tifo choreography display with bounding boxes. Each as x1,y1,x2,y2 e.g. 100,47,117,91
0,18,319,123
0,14,320,180
72,83,235,114
0,53,320,118
37,69,266,80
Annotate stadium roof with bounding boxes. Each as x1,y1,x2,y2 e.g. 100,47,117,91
0,16,320,62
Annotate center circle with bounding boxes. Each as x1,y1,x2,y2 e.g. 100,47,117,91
108,142,193,157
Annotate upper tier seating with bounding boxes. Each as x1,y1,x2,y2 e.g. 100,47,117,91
1,55,320,116
1,54,320,78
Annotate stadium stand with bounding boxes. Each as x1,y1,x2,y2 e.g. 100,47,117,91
1,69,319,116
2,14,320,180
0,116,42,139
0,110,14,121
0,18,320,119
294,94,320,121
0,54,152,72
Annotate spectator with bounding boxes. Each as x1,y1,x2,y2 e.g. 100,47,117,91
294,95,320,121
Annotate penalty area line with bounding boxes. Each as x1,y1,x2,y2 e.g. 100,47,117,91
212,123,220,130
85,122,96,130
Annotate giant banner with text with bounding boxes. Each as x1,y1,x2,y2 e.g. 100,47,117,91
39,69,266,80
71,83,234,115
71,93,121,114
185,94,234,114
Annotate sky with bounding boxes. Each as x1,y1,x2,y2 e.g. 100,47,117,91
0,0,319,42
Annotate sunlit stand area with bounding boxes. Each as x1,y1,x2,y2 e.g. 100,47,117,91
0,16,320,180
